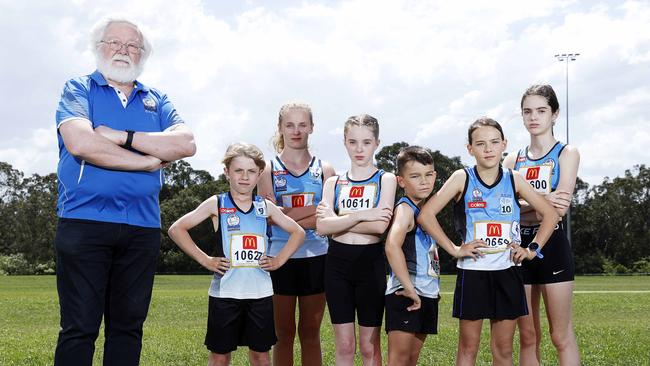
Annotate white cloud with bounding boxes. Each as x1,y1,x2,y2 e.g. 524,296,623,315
0,0,648,186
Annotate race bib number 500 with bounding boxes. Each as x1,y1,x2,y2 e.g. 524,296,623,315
230,234,265,267
338,184,377,214
473,221,512,254
519,165,552,194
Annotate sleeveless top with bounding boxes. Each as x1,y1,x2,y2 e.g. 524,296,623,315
269,156,328,258
513,141,566,194
453,167,521,271
386,197,440,298
334,169,384,215
208,192,273,299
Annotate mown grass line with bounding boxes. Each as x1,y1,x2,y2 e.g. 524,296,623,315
1,275,648,365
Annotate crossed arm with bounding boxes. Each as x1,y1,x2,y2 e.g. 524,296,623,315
316,172,397,236
59,119,196,171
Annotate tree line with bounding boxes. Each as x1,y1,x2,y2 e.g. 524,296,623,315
1,144,648,275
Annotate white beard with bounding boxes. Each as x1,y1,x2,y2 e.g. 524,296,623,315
96,54,144,83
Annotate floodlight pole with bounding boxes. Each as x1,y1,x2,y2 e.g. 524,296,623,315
554,53,579,246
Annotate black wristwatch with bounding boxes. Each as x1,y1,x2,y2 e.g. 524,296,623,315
123,130,135,149
528,242,544,259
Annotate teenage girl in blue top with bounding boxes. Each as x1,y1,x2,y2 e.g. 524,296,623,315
504,85,581,366
257,102,336,366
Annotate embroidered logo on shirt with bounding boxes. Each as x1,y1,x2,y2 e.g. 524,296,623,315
143,98,157,112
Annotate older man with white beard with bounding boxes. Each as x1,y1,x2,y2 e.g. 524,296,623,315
53,17,195,366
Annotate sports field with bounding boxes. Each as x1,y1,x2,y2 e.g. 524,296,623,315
1,275,648,365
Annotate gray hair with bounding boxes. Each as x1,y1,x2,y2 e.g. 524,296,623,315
90,16,153,63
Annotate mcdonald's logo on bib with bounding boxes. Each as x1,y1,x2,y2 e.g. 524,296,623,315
291,195,305,207
349,186,365,198
487,223,502,237
525,166,540,180
242,235,258,249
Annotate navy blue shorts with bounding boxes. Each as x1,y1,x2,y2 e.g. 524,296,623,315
385,292,439,334
453,267,528,320
520,222,575,284
205,296,277,354
325,239,386,327
270,255,326,296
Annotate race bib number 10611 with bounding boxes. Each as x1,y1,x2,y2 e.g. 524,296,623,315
338,184,377,214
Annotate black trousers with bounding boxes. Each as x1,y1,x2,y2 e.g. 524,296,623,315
53,218,160,366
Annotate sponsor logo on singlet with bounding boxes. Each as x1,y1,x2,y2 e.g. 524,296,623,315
468,188,486,208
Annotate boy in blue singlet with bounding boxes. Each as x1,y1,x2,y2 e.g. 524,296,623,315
168,142,305,366
384,146,440,366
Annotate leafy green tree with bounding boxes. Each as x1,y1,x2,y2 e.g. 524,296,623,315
159,174,230,273
572,165,650,273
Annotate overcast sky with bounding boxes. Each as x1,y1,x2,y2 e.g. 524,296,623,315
1,0,649,186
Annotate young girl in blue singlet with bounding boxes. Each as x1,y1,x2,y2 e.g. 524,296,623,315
316,114,397,366
257,102,335,366
417,118,559,366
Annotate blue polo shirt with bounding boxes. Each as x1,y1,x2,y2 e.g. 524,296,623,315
55,70,184,228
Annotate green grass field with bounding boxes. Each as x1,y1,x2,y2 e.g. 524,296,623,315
1,275,649,365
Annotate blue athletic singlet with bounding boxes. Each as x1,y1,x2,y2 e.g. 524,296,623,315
513,141,566,194
453,167,521,271
269,156,328,258
209,192,273,299
334,170,384,215
386,197,440,298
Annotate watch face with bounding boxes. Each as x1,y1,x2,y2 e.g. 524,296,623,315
528,242,540,251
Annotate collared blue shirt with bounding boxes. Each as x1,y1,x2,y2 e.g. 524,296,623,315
55,70,184,228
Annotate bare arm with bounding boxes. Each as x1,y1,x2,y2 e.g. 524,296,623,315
260,200,305,271
417,170,486,259
95,123,196,162
59,119,163,172
167,196,230,274
348,172,398,234
316,175,393,236
511,171,560,262
385,203,421,311
545,145,580,217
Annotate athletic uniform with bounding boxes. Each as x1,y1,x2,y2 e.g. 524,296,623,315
385,197,440,334
514,141,575,284
452,167,528,320
268,156,328,295
325,170,387,326
205,192,277,354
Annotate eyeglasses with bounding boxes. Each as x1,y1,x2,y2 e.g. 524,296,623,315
99,40,144,54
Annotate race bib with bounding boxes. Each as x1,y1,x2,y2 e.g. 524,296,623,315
337,184,377,214
230,234,265,267
473,221,512,254
427,245,440,278
519,165,552,194
281,193,315,208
